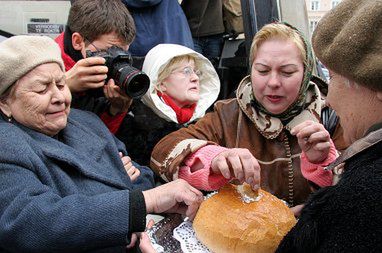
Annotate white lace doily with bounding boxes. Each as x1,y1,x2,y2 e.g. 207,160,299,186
173,221,211,253
147,219,211,253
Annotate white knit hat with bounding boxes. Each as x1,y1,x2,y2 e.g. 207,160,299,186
0,35,64,95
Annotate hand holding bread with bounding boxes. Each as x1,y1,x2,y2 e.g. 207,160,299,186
211,148,261,190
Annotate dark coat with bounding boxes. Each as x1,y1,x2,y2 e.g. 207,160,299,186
116,100,192,167
122,0,194,56
181,0,225,37
277,128,382,252
0,109,154,253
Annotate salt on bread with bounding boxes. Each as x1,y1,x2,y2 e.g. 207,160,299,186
193,183,296,253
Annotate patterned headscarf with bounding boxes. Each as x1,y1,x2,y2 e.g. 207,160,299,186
251,22,315,123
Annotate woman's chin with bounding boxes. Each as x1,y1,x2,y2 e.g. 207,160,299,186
185,95,200,105
264,106,287,115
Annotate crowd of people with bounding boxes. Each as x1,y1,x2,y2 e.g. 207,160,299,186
0,0,381,252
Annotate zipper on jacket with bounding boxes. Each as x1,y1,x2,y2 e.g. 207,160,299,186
282,132,294,206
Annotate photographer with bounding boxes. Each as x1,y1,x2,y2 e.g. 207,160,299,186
55,0,136,133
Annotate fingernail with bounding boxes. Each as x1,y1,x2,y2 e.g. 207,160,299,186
247,177,254,184
237,172,243,181
252,184,259,190
224,172,230,179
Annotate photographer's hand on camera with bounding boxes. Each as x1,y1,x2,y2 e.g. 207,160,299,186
104,78,133,115
66,57,108,93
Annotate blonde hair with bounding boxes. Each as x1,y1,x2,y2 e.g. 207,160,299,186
249,23,307,68
155,54,197,92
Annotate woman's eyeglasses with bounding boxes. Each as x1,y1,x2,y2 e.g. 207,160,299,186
172,66,202,78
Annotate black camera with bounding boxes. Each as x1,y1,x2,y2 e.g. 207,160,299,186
86,46,150,98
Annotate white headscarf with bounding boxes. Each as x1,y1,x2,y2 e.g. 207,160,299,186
141,43,220,123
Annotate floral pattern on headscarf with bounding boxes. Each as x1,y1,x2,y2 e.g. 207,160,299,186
237,77,324,139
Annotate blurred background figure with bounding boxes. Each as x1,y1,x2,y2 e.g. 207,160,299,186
122,0,194,58
116,44,220,171
181,0,225,68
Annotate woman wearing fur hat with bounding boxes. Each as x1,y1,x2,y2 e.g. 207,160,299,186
150,22,346,208
277,0,382,251
116,43,220,167
0,35,203,252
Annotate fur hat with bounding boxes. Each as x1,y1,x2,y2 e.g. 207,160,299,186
312,0,382,91
0,35,64,95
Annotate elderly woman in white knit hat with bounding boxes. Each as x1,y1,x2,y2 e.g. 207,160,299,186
0,35,202,252
276,0,382,252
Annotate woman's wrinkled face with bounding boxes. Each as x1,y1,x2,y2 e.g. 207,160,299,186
326,70,375,145
160,59,200,108
251,39,304,114
1,63,71,136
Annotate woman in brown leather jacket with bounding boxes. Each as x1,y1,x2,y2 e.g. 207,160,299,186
150,22,345,208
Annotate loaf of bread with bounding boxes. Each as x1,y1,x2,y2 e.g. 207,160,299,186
193,184,296,253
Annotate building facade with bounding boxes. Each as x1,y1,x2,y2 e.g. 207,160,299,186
306,0,342,36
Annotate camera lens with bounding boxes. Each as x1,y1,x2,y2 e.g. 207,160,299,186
112,63,150,98
87,46,150,99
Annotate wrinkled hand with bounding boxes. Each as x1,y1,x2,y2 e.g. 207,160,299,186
291,120,331,163
65,57,108,93
143,179,203,220
139,220,157,253
103,79,132,115
126,220,157,253
120,152,140,182
211,148,260,190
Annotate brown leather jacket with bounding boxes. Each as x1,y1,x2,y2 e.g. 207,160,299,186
151,76,345,206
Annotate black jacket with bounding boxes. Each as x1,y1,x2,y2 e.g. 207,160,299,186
277,128,382,252
116,100,194,167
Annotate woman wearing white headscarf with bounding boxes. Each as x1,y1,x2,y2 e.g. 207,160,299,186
116,43,220,167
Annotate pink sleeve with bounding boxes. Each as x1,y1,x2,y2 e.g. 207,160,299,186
178,145,229,191
300,139,338,187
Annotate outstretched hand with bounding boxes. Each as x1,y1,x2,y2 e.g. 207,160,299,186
143,179,203,220
291,120,331,163
211,148,261,191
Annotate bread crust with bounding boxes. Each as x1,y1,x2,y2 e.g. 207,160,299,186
193,184,296,253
